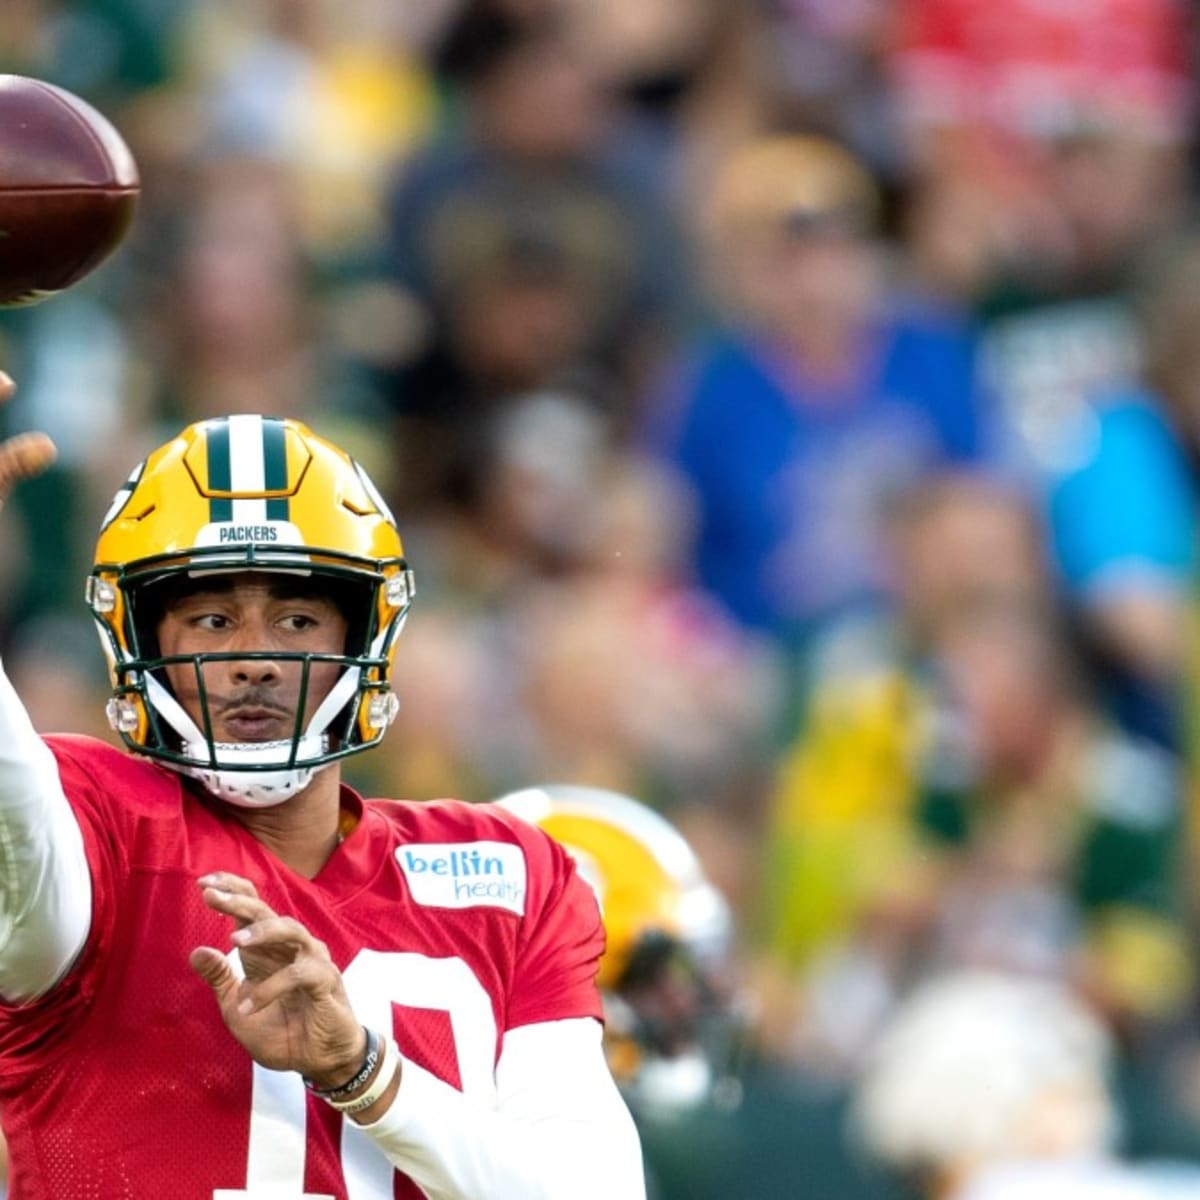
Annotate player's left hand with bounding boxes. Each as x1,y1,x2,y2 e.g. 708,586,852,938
189,872,366,1090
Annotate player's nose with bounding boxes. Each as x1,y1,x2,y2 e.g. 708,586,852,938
229,656,281,686
224,619,282,685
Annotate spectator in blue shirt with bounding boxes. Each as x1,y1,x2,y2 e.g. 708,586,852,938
640,134,995,650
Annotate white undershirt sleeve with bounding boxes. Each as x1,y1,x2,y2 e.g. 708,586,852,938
0,658,92,1002
358,1017,647,1200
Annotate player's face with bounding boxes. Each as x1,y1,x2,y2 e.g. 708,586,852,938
621,954,706,1057
155,575,349,744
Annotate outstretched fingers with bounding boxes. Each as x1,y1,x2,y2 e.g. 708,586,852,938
232,913,330,961
198,872,262,901
190,872,362,1082
198,878,331,988
199,879,274,928
231,954,341,1016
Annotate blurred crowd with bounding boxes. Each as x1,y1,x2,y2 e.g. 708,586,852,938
5,0,1200,1196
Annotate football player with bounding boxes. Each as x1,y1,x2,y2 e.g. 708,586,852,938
0,378,645,1199
494,784,747,1119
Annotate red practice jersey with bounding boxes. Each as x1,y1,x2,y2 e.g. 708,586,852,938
0,735,605,1199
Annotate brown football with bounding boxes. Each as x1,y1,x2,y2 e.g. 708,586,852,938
0,75,140,307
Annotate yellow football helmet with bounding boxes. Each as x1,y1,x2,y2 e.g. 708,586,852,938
87,414,413,805
495,784,743,1113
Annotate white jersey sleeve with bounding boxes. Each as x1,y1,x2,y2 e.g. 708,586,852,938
0,658,92,1001
359,1016,646,1200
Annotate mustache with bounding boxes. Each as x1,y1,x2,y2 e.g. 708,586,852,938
213,689,293,717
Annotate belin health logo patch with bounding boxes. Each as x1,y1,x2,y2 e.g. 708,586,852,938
396,842,527,914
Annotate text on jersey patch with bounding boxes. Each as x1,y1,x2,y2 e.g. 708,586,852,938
396,841,527,915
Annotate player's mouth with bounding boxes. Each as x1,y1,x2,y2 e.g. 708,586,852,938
221,707,292,741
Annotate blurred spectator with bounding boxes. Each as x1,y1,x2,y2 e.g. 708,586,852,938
977,132,1196,743
376,0,691,515
756,0,902,178
888,0,1192,307
746,475,1046,1054
1039,378,1196,748
145,156,319,424
892,45,1199,747
176,0,437,258
558,0,766,222
917,595,1193,1026
886,471,1049,646
853,970,1200,1199
752,480,1193,1073
888,0,1193,169
878,0,1199,753
939,127,1187,429
640,132,993,650
0,289,144,644
368,389,781,829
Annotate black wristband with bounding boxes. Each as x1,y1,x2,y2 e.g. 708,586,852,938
302,1027,380,1100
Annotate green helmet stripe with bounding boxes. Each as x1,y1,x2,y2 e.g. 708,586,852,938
263,418,290,520
206,421,233,521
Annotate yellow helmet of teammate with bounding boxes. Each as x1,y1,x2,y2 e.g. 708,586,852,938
495,784,742,1113
86,414,413,806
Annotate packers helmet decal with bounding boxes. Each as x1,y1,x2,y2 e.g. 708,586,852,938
87,414,414,806
98,460,145,532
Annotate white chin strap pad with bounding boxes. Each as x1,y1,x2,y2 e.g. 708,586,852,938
186,755,319,808
144,664,362,807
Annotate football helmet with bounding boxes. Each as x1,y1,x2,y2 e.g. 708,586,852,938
495,784,745,1114
87,414,413,806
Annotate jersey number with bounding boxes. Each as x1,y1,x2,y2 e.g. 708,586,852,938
214,950,496,1199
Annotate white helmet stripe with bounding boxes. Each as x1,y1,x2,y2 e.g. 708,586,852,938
228,414,268,526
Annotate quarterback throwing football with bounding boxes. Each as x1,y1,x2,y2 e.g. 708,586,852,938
0,376,645,1199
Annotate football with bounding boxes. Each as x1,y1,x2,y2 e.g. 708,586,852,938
0,74,140,307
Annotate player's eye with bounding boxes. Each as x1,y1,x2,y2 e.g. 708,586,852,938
279,613,319,632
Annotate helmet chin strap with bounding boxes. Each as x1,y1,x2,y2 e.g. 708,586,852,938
144,665,362,808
